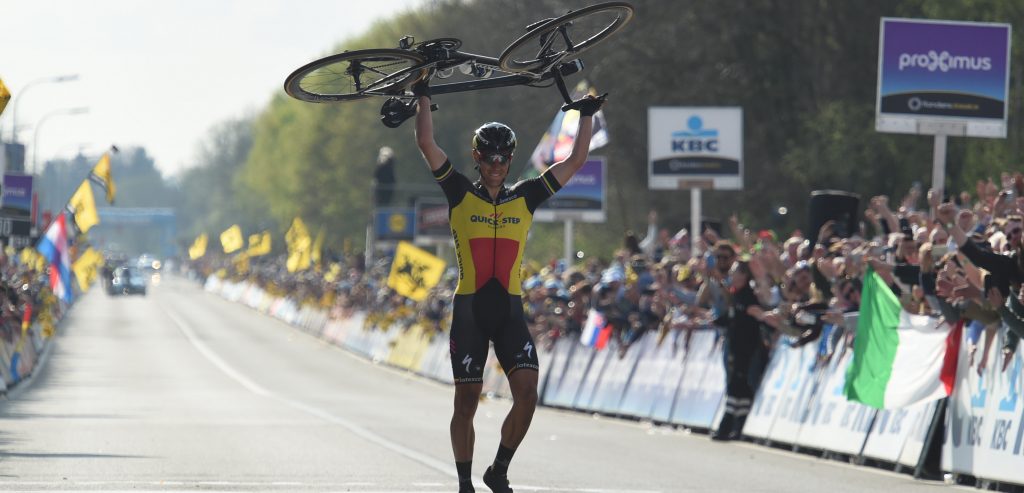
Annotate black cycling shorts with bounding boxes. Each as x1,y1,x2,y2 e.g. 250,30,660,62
449,279,539,384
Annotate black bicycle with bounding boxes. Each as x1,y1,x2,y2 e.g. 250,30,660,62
284,2,634,127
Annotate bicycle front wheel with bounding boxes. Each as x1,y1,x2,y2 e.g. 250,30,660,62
284,49,427,103
498,2,634,74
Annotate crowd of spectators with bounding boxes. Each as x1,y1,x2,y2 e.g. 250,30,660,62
0,248,59,351
190,172,1024,436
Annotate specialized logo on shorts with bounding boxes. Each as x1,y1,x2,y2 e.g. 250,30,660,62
462,355,473,373
524,341,534,359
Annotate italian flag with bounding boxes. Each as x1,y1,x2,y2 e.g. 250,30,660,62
844,268,961,409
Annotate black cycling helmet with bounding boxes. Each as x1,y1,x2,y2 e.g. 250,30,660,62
472,122,516,154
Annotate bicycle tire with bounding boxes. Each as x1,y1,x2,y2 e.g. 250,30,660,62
284,48,427,103
498,2,634,74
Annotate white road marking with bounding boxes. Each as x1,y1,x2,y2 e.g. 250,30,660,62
162,299,666,493
163,308,457,479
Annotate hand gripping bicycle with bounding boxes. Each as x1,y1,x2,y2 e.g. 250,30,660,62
284,2,634,127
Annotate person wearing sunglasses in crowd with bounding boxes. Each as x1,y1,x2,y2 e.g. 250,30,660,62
412,78,605,493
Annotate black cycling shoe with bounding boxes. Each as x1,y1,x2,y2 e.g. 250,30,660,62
482,466,513,493
458,481,476,493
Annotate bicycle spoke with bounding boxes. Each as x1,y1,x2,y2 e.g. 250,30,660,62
498,3,633,73
286,48,425,102
300,59,415,95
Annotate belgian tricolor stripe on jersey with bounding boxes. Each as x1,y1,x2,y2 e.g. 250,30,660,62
432,160,560,295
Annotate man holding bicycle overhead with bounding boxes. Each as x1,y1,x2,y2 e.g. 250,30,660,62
413,79,605,493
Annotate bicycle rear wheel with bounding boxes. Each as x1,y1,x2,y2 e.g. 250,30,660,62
498,2,634,73
284,49,427,102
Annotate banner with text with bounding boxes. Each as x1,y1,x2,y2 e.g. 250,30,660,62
648,107,743,190
876,18,1011,137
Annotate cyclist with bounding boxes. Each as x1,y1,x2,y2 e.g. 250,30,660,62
413,79,604,493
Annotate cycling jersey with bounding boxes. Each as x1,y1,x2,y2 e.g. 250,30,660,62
433,160,560,383
432,160,561,296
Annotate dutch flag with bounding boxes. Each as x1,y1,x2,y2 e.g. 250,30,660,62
36,212,73,304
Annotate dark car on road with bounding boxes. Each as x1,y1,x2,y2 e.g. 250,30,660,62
108,266,147,296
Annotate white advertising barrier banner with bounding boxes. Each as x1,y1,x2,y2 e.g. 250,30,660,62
330,314,362,345
896,399,939,468
342,325,371,356
944,330,1024,484
795,339,876,455
540,337,575,405
862,399,938,464
546,344,595,408
574,342,615,411
243,284,265,310
369,326,400,362
650,331,689,422
743,341,789,439
203,275,221,292
766,342,821,444
416,335,446,379
619,332,681,419
670,330,726,428
591,336,650,415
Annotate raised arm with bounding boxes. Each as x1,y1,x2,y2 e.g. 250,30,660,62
547,94,606,187
412,81,447,172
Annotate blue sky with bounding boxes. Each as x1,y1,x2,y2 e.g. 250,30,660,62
0,0,420,176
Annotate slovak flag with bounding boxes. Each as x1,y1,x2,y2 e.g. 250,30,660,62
580,308,613,349
36,212,73,304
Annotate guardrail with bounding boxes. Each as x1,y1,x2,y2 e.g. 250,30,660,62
205,276,1024,487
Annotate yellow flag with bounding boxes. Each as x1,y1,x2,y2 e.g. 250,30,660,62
90,152,117,204
220,225,244,254
19,247,36,267
0,78,10,117
233,251,250,274
286,217,312,272
189,233,208,260
246,231,272,257
387,241,446,301
311,228,325,267
72,248,103,291
68,180,100,233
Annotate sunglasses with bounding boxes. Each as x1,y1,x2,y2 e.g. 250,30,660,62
715,253,733,260
478,152,511,165
1009,228,1022,236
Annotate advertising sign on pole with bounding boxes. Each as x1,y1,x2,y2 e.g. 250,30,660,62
648,107,743,191
876,18,1011,138
374,207,415,242
1,174,33,218
414,198,450,245
535,157,606,223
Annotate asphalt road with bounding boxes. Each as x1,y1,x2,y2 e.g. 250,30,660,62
0,275,957,492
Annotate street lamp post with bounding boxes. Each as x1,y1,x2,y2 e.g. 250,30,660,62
32,107,89,173
9,74,80,143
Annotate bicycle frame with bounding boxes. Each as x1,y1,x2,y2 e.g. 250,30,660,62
397,35,585,105
425,56,583,104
